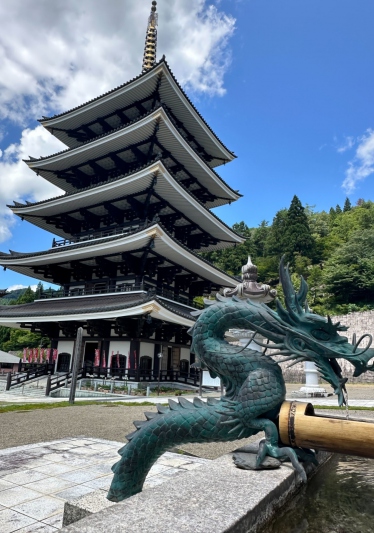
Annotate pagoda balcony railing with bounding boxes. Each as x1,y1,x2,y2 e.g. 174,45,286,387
51,221,146,248
38,284,204,310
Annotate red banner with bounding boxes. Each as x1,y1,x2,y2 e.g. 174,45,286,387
28,349,33,363
117,351,120,369
39,348,44,364
46,348,51,362
127,351,130,369
33,348,38,363
101,350,106,369
52,349,58,362
23,348,27,363
94,349,100,367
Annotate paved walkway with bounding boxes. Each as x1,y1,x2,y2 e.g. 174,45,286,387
0,438,210,533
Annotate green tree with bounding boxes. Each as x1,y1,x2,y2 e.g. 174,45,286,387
202,222,256,277
35,282,44,299
343,197,352,212
264,208,288,257
0,326,11,351
282,196,315,263
335,204,342,214
16,286,36,304
2,329,44,352
322,229,374,304
251,220,270,258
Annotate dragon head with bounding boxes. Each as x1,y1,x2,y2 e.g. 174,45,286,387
245,257,374,405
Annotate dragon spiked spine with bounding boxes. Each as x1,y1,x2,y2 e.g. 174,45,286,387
107,257,374,502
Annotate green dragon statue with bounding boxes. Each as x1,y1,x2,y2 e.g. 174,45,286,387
107,257,373,502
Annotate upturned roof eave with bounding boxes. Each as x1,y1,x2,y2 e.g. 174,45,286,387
39,58,235,164
9,161,244,246
0,222,239,287
0,295,195,328
26,107,241,202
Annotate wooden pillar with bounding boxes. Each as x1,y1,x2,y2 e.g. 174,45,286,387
153,344,161,377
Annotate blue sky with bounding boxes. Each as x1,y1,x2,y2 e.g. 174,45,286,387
0,0,374,290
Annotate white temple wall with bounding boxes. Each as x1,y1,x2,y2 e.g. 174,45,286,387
140,342,155,367
181,347,191,363
109,340,130,357
58,340,74,355
56,340,75,371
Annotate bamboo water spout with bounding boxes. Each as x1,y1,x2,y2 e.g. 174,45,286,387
279,401,374,459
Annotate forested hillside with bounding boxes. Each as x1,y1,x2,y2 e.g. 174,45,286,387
203,196,374,315
0,284,50,352
0,197,373,352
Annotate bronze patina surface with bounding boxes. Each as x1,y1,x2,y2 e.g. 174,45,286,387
108,257,374,502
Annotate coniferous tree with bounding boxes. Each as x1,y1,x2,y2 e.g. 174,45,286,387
16,287,36,304
282,196,314,263
252,220,270,258
343,198,352,212
264,209,288,257
335,204,342,214
329,207,336,218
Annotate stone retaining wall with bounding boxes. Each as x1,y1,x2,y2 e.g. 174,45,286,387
278,310,374,383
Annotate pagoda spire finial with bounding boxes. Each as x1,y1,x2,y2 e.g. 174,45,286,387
142,1,158,73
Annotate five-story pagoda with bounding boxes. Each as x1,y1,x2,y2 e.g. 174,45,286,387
0,2,243,379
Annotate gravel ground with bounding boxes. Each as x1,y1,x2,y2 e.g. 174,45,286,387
0,403,261,459
1,383,373,459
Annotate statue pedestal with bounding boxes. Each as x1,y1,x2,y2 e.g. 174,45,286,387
292,362,332,398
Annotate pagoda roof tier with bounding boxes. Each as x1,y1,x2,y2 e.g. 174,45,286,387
10,161,244,251
39,58,235,168
0,292,195,329
27,107,241,205
0,223,239,288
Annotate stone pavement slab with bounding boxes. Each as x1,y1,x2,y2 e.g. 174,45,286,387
0,437,210,532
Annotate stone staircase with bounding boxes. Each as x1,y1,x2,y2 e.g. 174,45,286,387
0,374,79,399
1,383,48,398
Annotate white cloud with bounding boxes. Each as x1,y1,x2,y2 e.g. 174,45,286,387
337,136,355,153
0,127,65,242
0,0,236,242
342,129,374,194
0,0,235,122
7,284,38,292
0,149,2,158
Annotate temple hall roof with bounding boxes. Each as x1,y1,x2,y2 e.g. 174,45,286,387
0,292,195,329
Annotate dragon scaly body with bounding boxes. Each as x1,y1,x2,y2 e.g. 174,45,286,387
108,258,374,502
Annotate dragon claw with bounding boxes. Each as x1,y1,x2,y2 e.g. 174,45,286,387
256,441,308,483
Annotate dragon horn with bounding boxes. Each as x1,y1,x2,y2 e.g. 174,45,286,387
279,255,305,319
297,276,308,308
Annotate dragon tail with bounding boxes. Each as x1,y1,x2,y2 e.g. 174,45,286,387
107,397,256,502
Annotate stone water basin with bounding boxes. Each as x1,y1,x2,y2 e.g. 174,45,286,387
265,454,374,533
